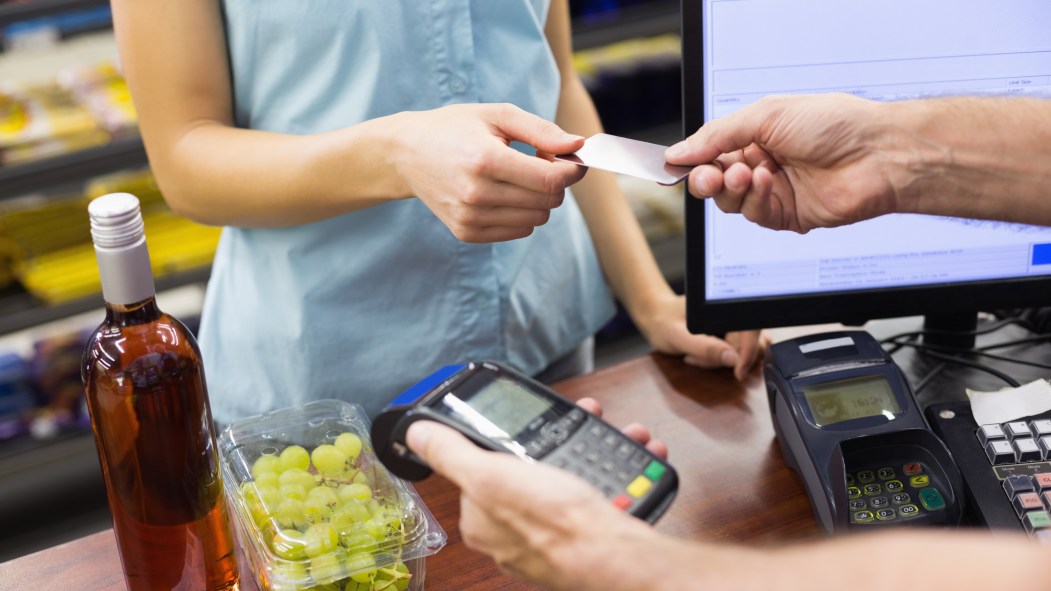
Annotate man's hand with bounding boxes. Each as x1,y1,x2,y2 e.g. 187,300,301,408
665,94,903,233
406,399,666,591
392,103,588,243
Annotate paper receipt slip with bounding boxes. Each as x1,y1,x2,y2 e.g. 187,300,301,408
555,133,693,186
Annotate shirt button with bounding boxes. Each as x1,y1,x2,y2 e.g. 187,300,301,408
449,76,467,94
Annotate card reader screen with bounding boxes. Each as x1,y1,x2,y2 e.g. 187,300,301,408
802,375,901,427
457,376,554,437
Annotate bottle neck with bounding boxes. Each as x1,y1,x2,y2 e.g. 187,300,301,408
105,296,162,326
95,235,157,306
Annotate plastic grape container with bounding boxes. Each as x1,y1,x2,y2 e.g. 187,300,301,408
219,400,447,591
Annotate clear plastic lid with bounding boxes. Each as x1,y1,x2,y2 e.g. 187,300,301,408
219,400,447,590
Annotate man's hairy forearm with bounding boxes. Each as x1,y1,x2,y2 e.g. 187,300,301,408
887,96,1051,225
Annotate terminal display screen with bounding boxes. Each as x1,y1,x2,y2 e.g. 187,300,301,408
445,376,554,437
802,375,902,427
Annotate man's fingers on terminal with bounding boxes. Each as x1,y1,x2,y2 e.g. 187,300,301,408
406,421,484,486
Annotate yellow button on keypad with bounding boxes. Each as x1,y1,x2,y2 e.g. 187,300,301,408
626,475,653,498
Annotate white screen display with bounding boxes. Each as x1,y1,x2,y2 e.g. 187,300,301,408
700,0,1051,301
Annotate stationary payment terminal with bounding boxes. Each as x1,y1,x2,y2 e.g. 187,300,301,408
765,331,964,532
372,361,679,524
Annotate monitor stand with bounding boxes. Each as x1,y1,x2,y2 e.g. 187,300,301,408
922,312,978,351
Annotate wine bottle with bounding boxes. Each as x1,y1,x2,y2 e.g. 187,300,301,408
81,193,239,591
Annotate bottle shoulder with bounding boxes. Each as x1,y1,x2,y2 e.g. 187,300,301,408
83,312,203,373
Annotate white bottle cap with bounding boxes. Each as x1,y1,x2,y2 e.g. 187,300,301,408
88,193,156,305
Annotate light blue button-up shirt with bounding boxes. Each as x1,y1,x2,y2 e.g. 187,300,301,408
203,0,615,423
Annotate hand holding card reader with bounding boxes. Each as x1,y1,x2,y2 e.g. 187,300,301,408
372,361,678,524
765,331,964,532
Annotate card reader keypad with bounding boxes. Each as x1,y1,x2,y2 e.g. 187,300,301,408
847,463,946,525
544,416,671,514
976,418,1051,539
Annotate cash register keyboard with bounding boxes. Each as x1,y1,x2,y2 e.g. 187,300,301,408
976,418,1051,540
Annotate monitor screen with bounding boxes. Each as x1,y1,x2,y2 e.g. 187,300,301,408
683,0,1051,335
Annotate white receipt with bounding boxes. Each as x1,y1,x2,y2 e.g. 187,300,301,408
966,379,1051,426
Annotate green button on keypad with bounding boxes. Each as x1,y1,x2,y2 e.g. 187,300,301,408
919,488,946,511
644,460,666,481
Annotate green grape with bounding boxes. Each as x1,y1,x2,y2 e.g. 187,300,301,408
280,483,309,500
310,552,344,585
258,484,284,512
304,523,340,558
303,503,330,525
345,553,377,583
312,444,349,475
275,498,306,529
343,579,371,591
280,468,318,491
270,561,310,589
270,528,308,561
334,432,363,462
252,453,281,479
339,530,377,554
374,562,411,591
337,483,373,503
306,485,341,511
362,518,386,541
255,471,280,488
367,499,383,515
280,444,312,472
337,500,371,524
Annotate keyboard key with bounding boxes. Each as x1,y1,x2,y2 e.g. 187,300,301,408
612,494,632,510
626,475,652,498
891,492,912,505
1014,492,1045,517
898,504,920,518
1031,419,1051,437
986,440,1017,465
903,463,922,476
1004,474,1036,498
870,496,889,508
875,508,897,521
852,510,874,524
1040,436,1051,460
909,475,930,488
1022,510,1051,534
885,479,904,492
1035,473,1051,493
877,467,896,480
857,470,876,483
863,483,883,496
1015,438,1043,462
849,499,868,510
848,486,862,500
1006,421,1033,440
643,461,666,481
919,488,946,511
977,424,1006,446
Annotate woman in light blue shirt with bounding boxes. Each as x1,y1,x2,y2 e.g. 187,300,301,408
109,0,765,422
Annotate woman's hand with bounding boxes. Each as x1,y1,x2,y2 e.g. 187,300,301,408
390,103,588,243
632,292,768,380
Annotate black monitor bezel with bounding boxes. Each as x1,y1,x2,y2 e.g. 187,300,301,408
681,0,1051,334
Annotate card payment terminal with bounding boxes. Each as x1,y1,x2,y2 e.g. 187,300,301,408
372,361,678,524
765,331,964,532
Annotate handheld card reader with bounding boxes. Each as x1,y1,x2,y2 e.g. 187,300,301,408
765,331,964,533
372,361,678,524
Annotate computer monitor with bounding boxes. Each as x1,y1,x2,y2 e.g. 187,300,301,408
682,0,1051,346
